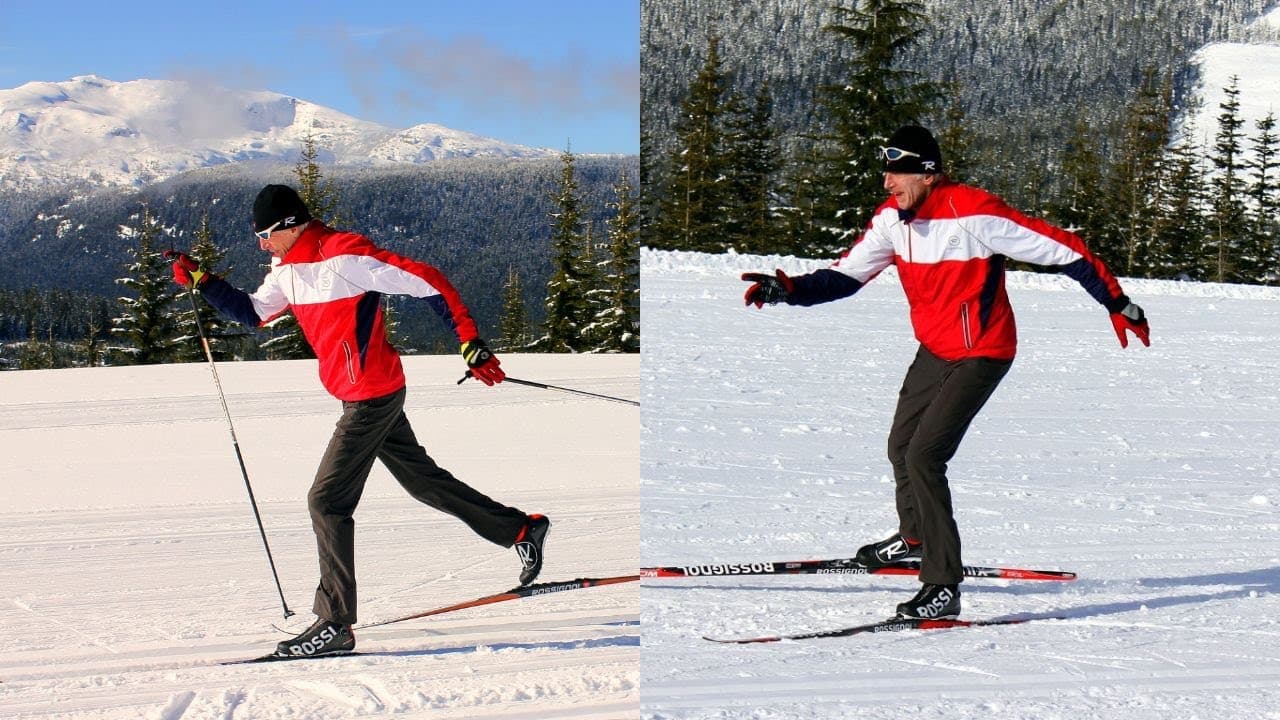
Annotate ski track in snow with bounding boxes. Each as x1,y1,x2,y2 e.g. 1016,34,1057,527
640,249,1280,720
0,354,639,719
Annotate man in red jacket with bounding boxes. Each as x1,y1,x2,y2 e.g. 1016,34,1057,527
743,126,1150,621
169,184,549,657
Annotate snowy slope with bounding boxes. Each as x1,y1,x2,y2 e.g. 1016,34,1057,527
1178,10,1280,152
0,354,638,718
0,76,557,190
640,249,1280,719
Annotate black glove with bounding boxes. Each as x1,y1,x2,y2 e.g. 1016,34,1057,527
742,269,795,308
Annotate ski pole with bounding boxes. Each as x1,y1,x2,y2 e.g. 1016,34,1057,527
457,371,639,406
184,288,295,619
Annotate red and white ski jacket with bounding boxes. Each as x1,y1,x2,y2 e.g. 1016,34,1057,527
786,180,1131,361
202,222,480,401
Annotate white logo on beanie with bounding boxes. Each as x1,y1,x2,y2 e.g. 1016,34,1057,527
923,161,936,171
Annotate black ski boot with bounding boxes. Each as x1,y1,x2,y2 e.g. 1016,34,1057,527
854,532,923,567
515,514,551,585
275,617,355,657
895,583,961,620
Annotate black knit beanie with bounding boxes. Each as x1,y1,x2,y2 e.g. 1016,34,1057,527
252,184,313,232
882,125,944,174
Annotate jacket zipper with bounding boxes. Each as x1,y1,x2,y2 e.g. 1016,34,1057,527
960,302,973,350
341,341,358,384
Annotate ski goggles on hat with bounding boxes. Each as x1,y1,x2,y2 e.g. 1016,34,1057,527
254,220,283,241
880,146,922,162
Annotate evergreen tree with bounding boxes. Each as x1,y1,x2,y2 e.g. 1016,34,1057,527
1208,76,1248,283
1048,119,1108,244
1243,112,1280,283
18,328,53,370
262,133,344,360
776,150,828,257
639,123,662,249
578,223,611,352
809,0,939,253
1098,66,1174,276
174,214,237,362
652,35,732,251
540,147,592,352
722,83,784,254
79,317,105,368
497,265,533,351
111,205,180,365
1150,137,1209,280
295,133,344,228
596,171,641,352
936,83,976,185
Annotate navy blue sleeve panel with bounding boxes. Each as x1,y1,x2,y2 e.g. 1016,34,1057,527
199,276,264,327
1056,258,1131,313
354,292,381,368
424,294,461,336
785,268,864,307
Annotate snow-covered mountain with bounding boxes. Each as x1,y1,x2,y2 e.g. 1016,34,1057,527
0,75,557,191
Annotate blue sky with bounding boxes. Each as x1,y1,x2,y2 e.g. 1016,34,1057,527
0,0,638,154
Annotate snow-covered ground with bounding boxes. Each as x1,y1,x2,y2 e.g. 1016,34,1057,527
640,249,1280,719
0,354,638,719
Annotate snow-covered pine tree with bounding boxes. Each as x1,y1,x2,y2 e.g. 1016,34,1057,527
174,214,238,362
497,265,533,351
652,35,732,252
722,84,783,255
596,171,640,353
809,0,938,253
18,328,53,370
578,223,611,352
540,147,593,352
1242,113,1280,284
1048,119,1108,246
1099,66,1174,277
111,205,180,365
1150,137,1209,280
1209,77,1248,284
295,132,344,228
936,83,976,186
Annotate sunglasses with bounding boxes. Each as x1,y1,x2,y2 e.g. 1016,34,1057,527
880,146,922,162
254,221,283,242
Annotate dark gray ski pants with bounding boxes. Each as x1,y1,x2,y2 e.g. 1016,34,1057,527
887,346,1012,586
309,387,527,624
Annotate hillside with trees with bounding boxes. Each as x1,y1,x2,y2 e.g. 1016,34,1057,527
641,0,1280,284
0,154,638,368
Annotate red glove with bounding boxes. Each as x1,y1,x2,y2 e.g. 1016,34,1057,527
742,269,795,308
163,250,209,288
462,339,505,386
1110,302,1150,348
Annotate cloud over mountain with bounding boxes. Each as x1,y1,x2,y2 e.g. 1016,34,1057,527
0,75,557,191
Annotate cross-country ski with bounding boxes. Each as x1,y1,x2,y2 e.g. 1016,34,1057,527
703,615,1058,644
641,558,1075,581
3,354,638,718
360,575,641,628
642,249,1280,718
